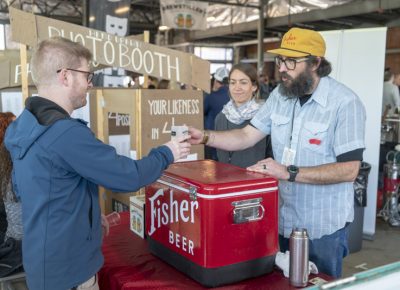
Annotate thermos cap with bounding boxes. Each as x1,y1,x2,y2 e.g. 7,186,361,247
291,228,308,237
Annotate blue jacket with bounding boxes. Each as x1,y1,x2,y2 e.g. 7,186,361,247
5,107,173,290
203,85,230,130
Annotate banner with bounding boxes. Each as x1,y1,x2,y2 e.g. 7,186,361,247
9,8,210,93
160,0,208,30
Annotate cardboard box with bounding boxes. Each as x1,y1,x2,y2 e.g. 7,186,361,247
130,195,145,238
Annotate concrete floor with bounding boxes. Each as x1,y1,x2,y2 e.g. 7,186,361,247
343,217,400,277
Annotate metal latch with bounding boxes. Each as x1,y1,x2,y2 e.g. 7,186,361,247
189,186,197,201
232,198,265,224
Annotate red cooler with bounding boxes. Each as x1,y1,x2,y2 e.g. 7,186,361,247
145,160,279,287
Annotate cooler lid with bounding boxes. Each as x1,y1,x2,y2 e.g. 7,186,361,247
162,160,278,195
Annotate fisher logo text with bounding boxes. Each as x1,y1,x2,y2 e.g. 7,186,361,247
148,188,199,255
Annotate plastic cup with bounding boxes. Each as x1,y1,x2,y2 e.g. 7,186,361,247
105,212,121,227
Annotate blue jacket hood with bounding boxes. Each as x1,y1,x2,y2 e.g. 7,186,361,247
5,109,50,160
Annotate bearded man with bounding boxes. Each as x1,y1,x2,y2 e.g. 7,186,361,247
189,27,366,278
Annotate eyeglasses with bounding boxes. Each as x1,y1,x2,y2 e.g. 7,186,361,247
275,56,309,70
56,68,94,83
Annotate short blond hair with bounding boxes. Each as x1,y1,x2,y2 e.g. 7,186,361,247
30,37,92,86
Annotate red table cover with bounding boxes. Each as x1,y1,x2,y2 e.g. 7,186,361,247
99,212,332,290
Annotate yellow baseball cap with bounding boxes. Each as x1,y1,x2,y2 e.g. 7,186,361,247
267,27,326,57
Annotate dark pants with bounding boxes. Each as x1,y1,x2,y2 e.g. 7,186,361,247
279,225,350,278
204,146,217,161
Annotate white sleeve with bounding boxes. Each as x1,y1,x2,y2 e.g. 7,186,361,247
393,86,400,108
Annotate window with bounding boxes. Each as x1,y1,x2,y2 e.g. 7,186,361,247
194,46,233,74
194,47,233,61
0,24,20,50
0,24,4,50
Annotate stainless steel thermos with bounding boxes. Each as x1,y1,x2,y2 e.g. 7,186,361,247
289,228,309,287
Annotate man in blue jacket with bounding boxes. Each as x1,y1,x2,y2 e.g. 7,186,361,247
203,67,230,159
5,37,190,290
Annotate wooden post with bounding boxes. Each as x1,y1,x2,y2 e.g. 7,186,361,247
94,89,107,214
142,31,150,89
135,89,145,196
95,89,105,142
19,44,29,102
135,89,142,158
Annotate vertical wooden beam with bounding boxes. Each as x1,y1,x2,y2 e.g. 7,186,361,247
95,89,107,214
134,89,145,195
133,33,146,197
95,89,105,142
20,44,29,102
135,89,142,159
142,31,150,89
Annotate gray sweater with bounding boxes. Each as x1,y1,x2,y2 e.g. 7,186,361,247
214,112,270,168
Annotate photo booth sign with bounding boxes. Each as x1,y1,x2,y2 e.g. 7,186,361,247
9,7,210,93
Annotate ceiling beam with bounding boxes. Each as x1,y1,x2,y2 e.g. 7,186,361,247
199,0,260,9
190,0,400,41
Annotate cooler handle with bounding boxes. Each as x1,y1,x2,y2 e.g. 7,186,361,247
158,176,199,201
232,198,265,224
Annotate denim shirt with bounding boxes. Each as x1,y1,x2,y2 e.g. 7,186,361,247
251,76,366,239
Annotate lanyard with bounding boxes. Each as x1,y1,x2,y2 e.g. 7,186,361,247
289,98,299,144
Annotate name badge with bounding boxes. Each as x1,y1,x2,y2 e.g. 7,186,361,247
281,147,296,166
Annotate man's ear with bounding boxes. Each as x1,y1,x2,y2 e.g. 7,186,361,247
57,69,69,86
312,57,322,72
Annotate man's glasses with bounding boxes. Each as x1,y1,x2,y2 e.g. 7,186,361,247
56,68,94,83
275,56,309,70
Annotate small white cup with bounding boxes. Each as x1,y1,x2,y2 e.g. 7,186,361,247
105,212,121,227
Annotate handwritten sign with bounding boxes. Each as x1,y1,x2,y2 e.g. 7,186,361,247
0,51,33,89
9,7,210,93
108,112,130,135
141,89,203,156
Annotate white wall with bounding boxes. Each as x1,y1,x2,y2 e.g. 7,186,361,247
321,28,387,237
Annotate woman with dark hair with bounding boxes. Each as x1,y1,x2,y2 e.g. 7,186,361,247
214,63,273,168
0,112,23,277
0,112,16,236
0,112,15,144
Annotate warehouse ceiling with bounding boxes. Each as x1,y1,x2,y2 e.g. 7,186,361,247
0,0,400,44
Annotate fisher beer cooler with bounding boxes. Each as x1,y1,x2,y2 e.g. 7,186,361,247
145,160,279,287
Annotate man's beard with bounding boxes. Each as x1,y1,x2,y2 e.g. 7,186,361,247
278,67,314,99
